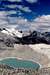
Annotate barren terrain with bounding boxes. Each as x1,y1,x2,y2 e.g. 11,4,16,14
0,44,50,68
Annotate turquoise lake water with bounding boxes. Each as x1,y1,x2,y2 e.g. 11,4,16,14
0,58,40,70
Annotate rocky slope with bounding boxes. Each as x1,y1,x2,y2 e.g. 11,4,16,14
0,28,50,47
0,64,50,75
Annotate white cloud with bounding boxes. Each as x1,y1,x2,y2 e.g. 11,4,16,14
30,15,50,32
6,5,17,8
8,0,22,2
5,4,32,13
7,10,16,15
26,0,38,3
0,11,7,17
0,11,8,26
21,7,32,12
0,11,50,32
16,5,32,12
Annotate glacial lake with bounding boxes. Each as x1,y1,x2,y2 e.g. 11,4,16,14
0,58,40,70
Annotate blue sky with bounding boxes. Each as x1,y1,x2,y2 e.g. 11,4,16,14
0,0,50,20
0,0,50,31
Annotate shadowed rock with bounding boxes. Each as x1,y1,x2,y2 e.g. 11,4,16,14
0,29,50,47
17,31,50,44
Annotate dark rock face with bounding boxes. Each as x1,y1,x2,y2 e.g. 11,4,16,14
0,30,50,47
4,38,14,47
16,31,50,44
40,32,50,44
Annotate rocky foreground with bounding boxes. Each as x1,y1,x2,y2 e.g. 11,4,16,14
0,64,38,75
0,44,50,75
0,64,50,75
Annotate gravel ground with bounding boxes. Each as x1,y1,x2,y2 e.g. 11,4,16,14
0,44,50,68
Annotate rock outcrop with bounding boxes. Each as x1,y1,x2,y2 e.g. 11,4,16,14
17,31,50,44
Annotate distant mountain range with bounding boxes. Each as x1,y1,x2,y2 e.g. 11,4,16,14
0,28,50,47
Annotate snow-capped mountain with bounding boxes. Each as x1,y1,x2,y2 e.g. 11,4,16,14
1,28,23,38
0,27,50,47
